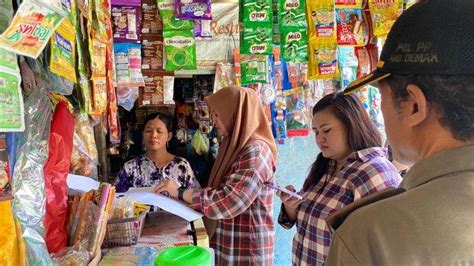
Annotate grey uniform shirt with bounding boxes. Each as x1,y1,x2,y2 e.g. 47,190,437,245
326,144,474,265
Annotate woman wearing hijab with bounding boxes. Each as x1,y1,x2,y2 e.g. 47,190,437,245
155,86,277,265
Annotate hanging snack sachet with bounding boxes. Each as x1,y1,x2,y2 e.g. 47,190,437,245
241,54,268,85
335,8,365,46
241,0,273,24
163,30,197,71
240,22,273,55
307,0,336,39
368,0,402,37
175,0,212,20
280,26,307,63
279,0,307,27
0,0,64,58
50,22,77,83
158,0,194,31
308,38,339,80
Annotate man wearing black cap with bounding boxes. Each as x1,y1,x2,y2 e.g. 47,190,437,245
325,0,474,264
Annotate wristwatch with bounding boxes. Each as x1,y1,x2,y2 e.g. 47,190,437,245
178,187,186,201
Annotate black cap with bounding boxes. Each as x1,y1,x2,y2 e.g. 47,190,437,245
344,0,474,94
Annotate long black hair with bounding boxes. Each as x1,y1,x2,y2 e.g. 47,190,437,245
143,112,173,132
302,93,382,191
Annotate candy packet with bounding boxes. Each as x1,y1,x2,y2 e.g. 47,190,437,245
0,0,65,58
175,0,212,20
158,0,195,31
278,0,307,27
334,0,363,8
50,22,77,83
141,0,163,34
242,0,273,24
240,22,273,55
338,46,358,88
369,0,402,37
141,35,164,71
307,0,336,40
335,8,365,46
111,2,142,43
163,30,197,71
241,54,268,85
308,38,339,80
280,26,307,63
0,67,24,132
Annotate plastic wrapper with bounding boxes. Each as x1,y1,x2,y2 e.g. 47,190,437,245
369,0,402,37
111,197,135,219
279,0,307,27
117,87,139,111
0,47,18,71
12,87,53,265
70,113,99,178
163,30,197,71
191,130,209,155
213,62,235,93
241,54,268,85
111,0,142,43
99,246,158,266
92,77,108,114
158,0,195,31
240,22,273,55
51,241,90,266
139,71,164,106
335,8,365,46
0,0,64,58
334,0,363,8
338,46,358,88
75,23,93,114
44,101,74,253
175,0,212,20
60,0,77,29
0,200,26,266
163,75,175,105
354,44,378,78
141,0,163,34
194,20,212,38
307,0,336,40
90,39,107,77
0,65,25,132
280,27,308,63
0,0,14,32
242,0,272,24
308,38,339,80
50,20,77,83
141,35,164,71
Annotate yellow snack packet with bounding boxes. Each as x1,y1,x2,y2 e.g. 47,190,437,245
50,19,77,83
306,0,336,40
334,0,363,9
369,0,403,37
308,38,340,80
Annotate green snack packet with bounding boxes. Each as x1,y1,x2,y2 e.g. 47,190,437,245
163,30,197,71
242,0,273,24
0,48,18,71
241,54,268,85
281,26,308,62
157,0,194,31
240,22,273,55
279,0,307,27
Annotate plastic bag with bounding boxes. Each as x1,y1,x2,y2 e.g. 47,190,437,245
51,240,89,266
70,113,99,179
117,87,139,111
12,87,53,265
44,101,74,253
191,130,209,156
0,200,26,266
163,30,197,71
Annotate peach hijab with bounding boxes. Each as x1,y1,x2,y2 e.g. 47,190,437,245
203,86,277,237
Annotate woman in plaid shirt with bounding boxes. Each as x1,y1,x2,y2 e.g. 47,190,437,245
156,86,277,265
278,93,402,265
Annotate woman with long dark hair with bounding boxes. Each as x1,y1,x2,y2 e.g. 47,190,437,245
278,93,402,265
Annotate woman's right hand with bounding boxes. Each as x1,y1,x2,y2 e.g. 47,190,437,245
277,185,305,222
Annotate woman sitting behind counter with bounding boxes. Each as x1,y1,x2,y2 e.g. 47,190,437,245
115,112,200,193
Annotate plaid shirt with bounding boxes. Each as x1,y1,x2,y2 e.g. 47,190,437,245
190,140,275,266
279,147,402,265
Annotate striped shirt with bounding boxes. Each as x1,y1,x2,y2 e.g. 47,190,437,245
279,147,402,265
190,139,275,265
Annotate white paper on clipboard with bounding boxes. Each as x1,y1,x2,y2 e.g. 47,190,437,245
117,187,203,222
